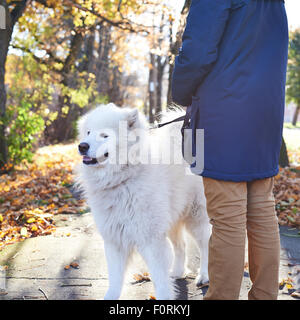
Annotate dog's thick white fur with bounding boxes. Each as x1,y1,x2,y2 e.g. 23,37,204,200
76,103,211,300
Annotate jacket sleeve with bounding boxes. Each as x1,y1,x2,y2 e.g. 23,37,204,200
171,0,231,106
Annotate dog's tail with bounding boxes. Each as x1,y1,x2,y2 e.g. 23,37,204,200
148,105,186,165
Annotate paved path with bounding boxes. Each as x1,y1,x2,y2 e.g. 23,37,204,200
0,212,299,300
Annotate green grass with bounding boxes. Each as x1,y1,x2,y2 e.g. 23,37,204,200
284,122,300,129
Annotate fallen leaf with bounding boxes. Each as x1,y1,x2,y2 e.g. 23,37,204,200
31,225,38,232
133,272,151,282
52,197,59,203
291,291,300,299
286,283,294,290
279,280,286,290
26,217,36,224
70,262,79,269
133,274,143,281
20,227,27,237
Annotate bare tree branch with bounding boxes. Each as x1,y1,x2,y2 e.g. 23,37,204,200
11,43,48,64
63,0,149,34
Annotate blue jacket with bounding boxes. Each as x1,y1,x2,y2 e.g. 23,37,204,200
172,0,289,182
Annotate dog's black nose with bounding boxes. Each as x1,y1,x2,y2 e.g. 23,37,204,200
78,142,90,155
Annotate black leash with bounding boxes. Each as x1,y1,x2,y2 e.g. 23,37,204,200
151,115,186,129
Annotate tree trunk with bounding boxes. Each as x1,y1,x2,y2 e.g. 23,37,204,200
78,27,96,75
0,0,29,170
155,55,167,121
279,137,290,168
0,0,28,168
156,57,163,116
154,12,167,119
166,62,174,107
96,24,111,96
292,105,299,126
167,0,191,107
110,66,124,106
148,52,157,124
45,31,84,143
0,1,10,169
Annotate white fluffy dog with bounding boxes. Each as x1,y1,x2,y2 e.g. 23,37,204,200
76,103,211,300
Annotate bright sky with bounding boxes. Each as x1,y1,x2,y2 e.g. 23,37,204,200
285,0,300,29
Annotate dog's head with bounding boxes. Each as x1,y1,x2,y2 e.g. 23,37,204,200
77,103,148,169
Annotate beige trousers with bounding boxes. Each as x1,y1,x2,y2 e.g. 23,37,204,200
203,177,280,300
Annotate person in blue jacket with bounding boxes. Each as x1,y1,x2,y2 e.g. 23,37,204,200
172,0,289,300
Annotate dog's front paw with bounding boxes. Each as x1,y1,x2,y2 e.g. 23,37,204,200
195,273,209,287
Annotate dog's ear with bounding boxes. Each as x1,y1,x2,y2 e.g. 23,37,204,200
127,108,139,129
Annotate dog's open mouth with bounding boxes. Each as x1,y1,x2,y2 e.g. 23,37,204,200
82,153,109,165
83,156,98,165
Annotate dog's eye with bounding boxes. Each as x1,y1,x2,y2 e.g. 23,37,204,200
87,131,90,135
100,133,109,138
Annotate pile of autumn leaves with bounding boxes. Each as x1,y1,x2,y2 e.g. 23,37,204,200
274,166,300,227
0,144,300,251
0,144,85,250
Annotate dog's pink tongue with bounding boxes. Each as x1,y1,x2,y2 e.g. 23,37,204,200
83,156,92,161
